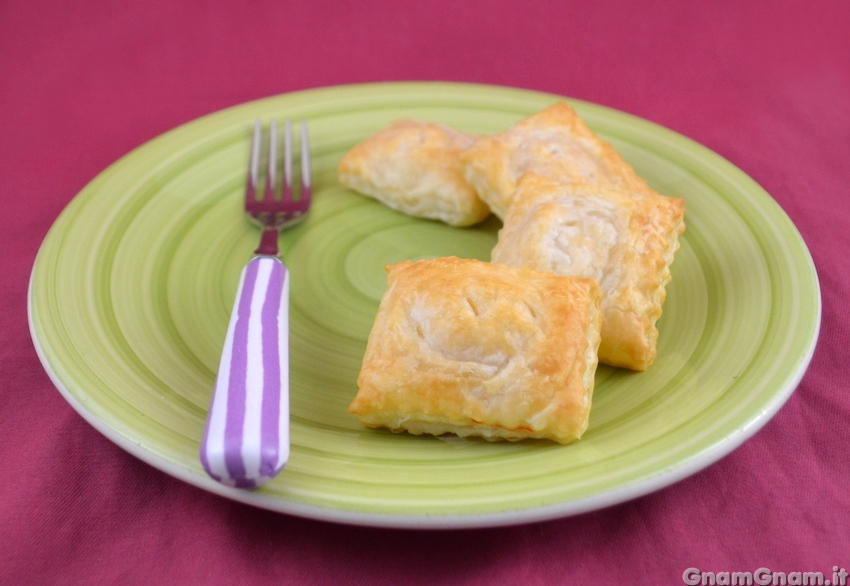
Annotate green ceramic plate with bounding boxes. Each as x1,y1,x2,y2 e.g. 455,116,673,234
28,82,820,528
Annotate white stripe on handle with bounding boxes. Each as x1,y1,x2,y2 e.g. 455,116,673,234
200,256,289,488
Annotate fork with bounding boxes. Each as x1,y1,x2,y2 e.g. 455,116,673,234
200,118,311,488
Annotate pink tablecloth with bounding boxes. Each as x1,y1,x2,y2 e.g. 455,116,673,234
2,1,848,583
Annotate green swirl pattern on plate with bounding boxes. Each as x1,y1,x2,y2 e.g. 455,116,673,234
28,82,820,528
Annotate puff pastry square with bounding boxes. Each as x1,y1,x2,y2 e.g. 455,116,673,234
460,102,655,219
338,120,491,227
349,256,603,444
491,173,685,371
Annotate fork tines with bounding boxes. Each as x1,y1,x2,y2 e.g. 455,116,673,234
246,118,311,207
245,118,311,257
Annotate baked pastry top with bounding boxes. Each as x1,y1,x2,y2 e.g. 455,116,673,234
338,119,491,227
460,102,655,219
349,256,603,444
491,173,685,371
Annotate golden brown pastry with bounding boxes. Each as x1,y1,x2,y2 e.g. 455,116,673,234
349,257,603,444
338,120,491,227
460,102,655,219
491,173,685,371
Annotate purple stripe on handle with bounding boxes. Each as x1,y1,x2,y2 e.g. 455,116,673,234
222,258,261,480
259,261,285,477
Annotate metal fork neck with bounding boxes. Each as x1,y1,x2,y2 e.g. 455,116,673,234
254,227,279,256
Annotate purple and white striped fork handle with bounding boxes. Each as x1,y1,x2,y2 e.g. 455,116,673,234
200,256,289,488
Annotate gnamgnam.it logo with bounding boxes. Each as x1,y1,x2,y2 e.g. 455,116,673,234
682,567,849,586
